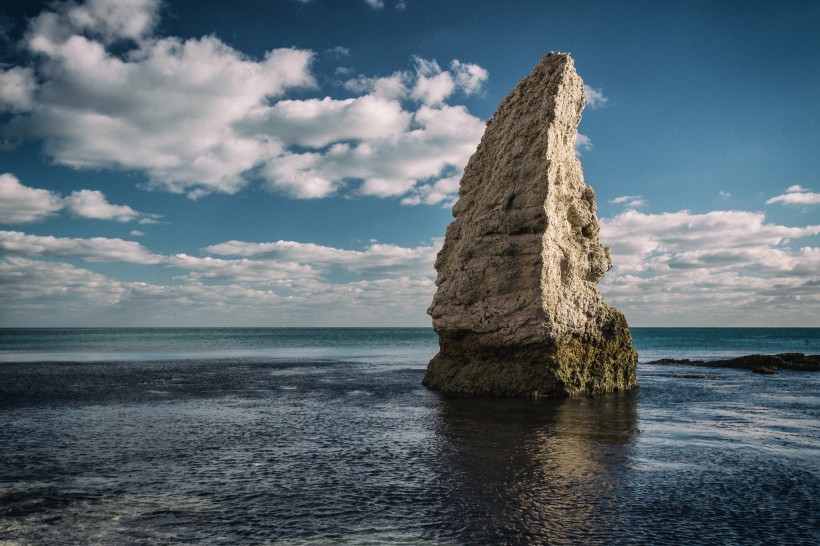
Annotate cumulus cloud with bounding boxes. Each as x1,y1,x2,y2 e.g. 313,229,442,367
244,95,411,148
345,57,486,108
0,257,288,325
325,46,349,58
411,70,455,106
766,185,820,206
2,0,487,204
364,0,385,9
204,238,440,278
598,209,820,326
344,72,409,99
7,0,315,197
0,67,37,113
0,173,157,224
0,255,436,326
3,204,818,326
450,60,488,95
27,0,160,47
0,232,440,326
0,174,63,224
409,57,451,104
0,257,130,312
609,195,646,208
261,104,484,199
64,189,155,222
584,86,608,109
400,174,460,206
407,56,487,105
575,133,593,154
0,230,162,264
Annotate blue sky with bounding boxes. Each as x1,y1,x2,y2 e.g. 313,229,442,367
0,0,818,327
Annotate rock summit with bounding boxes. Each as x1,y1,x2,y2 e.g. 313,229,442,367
424,52,638,398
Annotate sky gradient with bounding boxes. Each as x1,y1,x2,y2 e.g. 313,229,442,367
0,0,818,327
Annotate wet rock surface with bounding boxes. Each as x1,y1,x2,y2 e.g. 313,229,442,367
424,53,638,398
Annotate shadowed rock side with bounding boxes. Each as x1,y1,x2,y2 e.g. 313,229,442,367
424,52,638,398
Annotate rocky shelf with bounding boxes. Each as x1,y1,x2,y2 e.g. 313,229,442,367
646,353,820,374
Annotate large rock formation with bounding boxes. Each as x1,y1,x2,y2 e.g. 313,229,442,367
424,52,638,398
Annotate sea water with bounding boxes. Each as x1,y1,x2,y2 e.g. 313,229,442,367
1,328,818,544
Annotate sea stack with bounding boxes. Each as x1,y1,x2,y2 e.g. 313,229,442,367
424,52,638,398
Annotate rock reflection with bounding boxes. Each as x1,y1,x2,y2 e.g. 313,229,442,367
430,392,638,544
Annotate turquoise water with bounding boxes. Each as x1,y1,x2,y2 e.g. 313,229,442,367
0,328,433,363
1,328,818,544
1,327,818,363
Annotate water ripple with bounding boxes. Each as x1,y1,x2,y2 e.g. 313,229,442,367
1,359,818,544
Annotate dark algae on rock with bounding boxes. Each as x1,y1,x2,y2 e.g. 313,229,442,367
424,53,638,398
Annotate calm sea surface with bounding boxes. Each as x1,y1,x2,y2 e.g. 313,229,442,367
1,328,818,544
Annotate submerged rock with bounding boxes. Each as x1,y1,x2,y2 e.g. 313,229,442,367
424,52,638,398
752,367,777,375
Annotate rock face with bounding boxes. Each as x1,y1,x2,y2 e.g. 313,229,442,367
423,52,638,398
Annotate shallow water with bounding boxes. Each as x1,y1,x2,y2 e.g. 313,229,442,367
1,329,818,544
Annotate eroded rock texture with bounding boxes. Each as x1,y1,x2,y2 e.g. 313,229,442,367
424,52,638,398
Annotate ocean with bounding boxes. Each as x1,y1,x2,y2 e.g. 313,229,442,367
1,328,818,544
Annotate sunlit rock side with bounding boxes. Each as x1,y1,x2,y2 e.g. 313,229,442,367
424,52,638,398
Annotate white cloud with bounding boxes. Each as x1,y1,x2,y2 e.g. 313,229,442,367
166,253,320,284
0,230,162,264
598,209,820,326
0,255,437,326
719,191,731,198
0,257,129,311
3,201,818,326
262,104,484,199
4,1,487,204
10,1,315,197
64,189,156,222
325,46,349,57
364,0,385,9
575,133,593,154
609,195,646,208
0,228,442,285
26,0,160,53
766,185,820,205
0,233,441,326
584,86,608,109
401,174,460,206
0,173,158,224
130,230,144,237
344,72,409,100
204,238,440,278
0,173,63,224
0,67,37,113
407,57,487,105
245,95,411,148
450,60,489,95
410,58,454,105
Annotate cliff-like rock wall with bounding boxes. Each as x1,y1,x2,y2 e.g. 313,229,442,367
424,52,638,398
